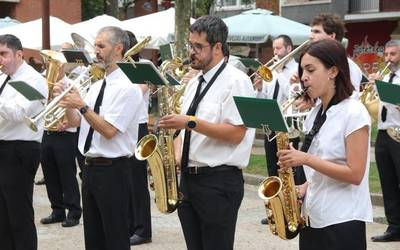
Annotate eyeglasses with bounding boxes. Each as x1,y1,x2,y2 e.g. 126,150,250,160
186,42,211,54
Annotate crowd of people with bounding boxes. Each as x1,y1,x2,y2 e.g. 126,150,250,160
0,11,399,250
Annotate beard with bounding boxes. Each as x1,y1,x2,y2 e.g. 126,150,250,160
190,54,213,71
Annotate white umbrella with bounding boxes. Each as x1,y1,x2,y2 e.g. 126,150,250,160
223,9,310,45
0,17,20,29
0,16,72,50
121,8,195,49
70,14,123,44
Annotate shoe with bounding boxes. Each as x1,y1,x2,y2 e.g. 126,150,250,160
61,218,79,227
371,231,400,242
129,234,152,245
260,218,268,225
40,214,65,224
35,178,45,185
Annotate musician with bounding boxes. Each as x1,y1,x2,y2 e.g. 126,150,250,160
0,34,48,250
40,42,82,228
57,26,142,250
277,39,372,250
159,16,255,250
292,13,362,101
125,30,152,246
370,40,400,242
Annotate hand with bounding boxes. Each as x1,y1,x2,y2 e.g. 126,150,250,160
368,72,381,82
277,143,307,169
158,114,190,130
290,73,300,84
253,75,263,91
295,183,308,203
58,87,85,109
57,120,68,132
293,97,314,112
53,80,66,97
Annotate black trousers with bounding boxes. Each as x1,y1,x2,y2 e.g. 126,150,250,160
264,133,299,177
82,158,131,250
375,130,400,232
0,140,40,250
41,131,81,219
129,123,152,238
300,220,366,250
178,167,244,250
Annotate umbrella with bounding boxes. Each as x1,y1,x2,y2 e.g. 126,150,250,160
0,17,20,29
223,9,310,45
0,16,72,50
121,8,195,49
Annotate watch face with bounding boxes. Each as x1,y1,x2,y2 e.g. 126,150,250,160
187,120,196,129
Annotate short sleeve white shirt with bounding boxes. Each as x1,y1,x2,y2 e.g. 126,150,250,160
181,59,255,168
377,69,400,130
348,57,362,98
302,98,373,228
78,67,142,158
0,62,48,142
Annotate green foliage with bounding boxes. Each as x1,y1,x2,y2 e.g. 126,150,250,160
82,0,105,20
194,0,214,17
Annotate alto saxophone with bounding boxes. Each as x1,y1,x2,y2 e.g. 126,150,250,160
134,58,189,214
258,88,308,239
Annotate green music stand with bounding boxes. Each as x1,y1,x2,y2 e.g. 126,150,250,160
117,61,168,86
376,80,400,106
8,81,46,101
233,96,288,141
239,58,262,71
62,49,92,64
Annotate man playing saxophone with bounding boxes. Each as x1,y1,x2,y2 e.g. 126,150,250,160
158,16,255,250
56,26,142,250
277,39,372,250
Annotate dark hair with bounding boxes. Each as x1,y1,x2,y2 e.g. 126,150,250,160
125,30,140,61
274,35,293,49
98,26,130,56
0,34,23,52
222,43,229,58
298,39,354,102
311,13,345,42
189,15,228,46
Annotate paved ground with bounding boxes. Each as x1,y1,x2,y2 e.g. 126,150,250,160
33,168,400,250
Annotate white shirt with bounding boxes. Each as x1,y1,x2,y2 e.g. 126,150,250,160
0,62,48,142
302,98,372,228
136,86,149,124
255,58,298,106
181,59,255,168
377,69,400,130
78,67,142,158
348,57,362,98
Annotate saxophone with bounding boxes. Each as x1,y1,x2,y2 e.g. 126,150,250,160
257,88,308,239
134,58,189,214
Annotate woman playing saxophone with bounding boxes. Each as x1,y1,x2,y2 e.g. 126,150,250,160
277,39,372,250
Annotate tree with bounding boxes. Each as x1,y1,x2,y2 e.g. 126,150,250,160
105,0,119,17
193,0,214,18
174,0,191,59
82,0,105,20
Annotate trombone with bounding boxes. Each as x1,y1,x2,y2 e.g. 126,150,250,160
250,40,310,82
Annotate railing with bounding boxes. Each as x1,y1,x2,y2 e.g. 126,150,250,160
350,0,379,13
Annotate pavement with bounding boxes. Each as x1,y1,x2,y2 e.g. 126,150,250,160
31,141,399,249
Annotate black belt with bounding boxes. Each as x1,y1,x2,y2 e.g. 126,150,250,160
181,165,240,175
84,156,128,166
44,131,75,136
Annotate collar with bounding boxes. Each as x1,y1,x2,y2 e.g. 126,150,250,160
104,67,123,85
201,59,225,83
10,61,28,80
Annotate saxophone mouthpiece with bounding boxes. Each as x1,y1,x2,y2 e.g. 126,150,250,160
182,58,191,65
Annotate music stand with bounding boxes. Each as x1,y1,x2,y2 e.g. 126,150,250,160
375,79,400,106
117,61,168,86
233,96,289,141
61,49,93,65
239,58,262,71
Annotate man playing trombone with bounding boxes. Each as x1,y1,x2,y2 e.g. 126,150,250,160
0,34,48,250
55,26,143,250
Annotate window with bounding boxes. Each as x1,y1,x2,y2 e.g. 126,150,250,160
215,0,256,10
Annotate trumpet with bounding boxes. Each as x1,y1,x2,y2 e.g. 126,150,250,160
251,40,310,82
25,66,92,132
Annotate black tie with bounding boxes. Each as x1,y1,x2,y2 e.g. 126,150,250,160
0,75,11,96
180,75,205,169
272,79,280,100
83,79,106,153
381,72,396,122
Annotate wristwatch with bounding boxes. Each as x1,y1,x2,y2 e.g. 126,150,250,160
79,104,89,115
186,115,197,130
